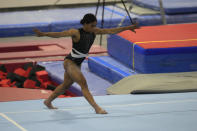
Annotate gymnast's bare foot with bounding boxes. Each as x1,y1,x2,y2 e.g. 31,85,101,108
95,107,108,114
44,100,58,109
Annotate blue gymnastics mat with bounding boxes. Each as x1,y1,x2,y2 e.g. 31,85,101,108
132,0,197,14
2,5,197,37
0,6,130,37
1,92,197,131
88,56,138,83
37,60,112,96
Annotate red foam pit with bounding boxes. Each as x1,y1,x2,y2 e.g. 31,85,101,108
14,68,26,77
23,79,36,89
36,71,49,82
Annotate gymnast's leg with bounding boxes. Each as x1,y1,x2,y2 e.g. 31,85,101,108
64,59,107,114
44,71,73,109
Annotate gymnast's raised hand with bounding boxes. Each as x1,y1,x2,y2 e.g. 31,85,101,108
33,13,140,114
130,22,140,33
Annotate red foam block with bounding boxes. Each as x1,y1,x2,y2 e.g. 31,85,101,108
42,81,53,89
36,71,49,82
0,79,11,86
24,67,32,77
10,81,16,87
23,79,36,89
14,68,26,77
0,71,7,79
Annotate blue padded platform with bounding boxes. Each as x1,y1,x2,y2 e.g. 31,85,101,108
107,34,133,68
134,48,197,73
107,34,197,73
38,60,112,96
88,56,137,83
132,0,197,14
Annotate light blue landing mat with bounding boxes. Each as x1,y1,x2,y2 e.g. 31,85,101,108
0,92,197,131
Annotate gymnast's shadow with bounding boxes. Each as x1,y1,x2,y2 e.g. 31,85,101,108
50,109,102,123
50,110,77,124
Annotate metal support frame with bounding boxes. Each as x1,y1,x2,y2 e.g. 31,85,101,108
95,0,134,46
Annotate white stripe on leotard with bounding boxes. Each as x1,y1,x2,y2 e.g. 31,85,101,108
71,48,88,58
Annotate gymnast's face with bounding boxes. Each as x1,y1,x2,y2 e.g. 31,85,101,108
83,21,97,33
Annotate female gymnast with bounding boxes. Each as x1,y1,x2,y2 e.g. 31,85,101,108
34,13,139,114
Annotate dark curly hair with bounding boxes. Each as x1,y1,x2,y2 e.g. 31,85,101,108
80,13,97,25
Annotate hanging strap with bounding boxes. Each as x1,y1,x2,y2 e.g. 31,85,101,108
95,0,100,16
120,0,134,24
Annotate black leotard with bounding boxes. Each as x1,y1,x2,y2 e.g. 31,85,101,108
65,28,96,66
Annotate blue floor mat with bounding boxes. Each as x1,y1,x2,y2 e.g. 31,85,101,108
88,56,138,83
38,60,112,96
132,0,197,14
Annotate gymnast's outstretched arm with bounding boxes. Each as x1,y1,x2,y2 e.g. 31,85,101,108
94,23,140,34
33,28,78,38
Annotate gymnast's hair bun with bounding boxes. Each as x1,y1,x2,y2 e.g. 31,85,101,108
80,13,97,25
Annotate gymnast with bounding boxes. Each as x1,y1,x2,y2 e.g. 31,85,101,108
33,13,139,114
